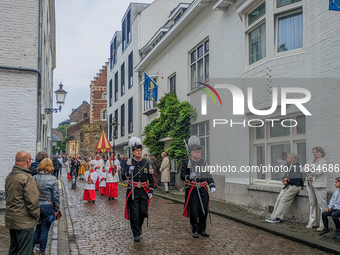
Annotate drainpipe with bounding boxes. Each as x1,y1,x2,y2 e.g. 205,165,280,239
37,0,43,149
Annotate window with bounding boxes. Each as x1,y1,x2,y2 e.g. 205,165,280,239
247,3,266,65
190,40,209,90
243,0,303,66
114,109,118,139
128,51,133,88
144,78,157,111
122,9,131,52
121,63,125,96
103,92,107,100
114,72,118,102
191,121,210,163
128,97,133,133
251,115,306,184
110,37,117,69
121,104,125,137
109,114,112,141
102,109,107,121
276,11,302,52
169,74,176,94
109,80,112,107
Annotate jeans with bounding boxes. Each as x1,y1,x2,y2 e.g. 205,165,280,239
33,204,54,251
322,209,340,230
9,228,34,255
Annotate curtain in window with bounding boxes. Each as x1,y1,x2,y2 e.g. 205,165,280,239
277,12,302,52
277,0,300,8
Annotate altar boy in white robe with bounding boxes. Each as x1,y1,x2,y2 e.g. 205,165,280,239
105,152,121,201
83,163,98,203
99,167,107,195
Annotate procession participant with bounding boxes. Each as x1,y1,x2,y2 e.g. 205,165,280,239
78,157,87,180
93,154,104,191
181,135,216,238
122,137,154,242
83,164,98,203
105,152,120,201
70,156,80,185
66,156,72,179
99,166,107,196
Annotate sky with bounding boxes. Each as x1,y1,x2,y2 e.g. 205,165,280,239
52,0,155,128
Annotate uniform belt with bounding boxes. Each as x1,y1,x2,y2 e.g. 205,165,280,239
128,181,148,188
185,181,207,188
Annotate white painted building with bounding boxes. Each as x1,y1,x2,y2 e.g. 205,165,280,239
107,0,186,157
0,0,56,188
135,0,340,220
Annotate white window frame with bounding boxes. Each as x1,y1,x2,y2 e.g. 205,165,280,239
169,73,176,94
250,114,306,185
189,39,209,90
240,0,305,69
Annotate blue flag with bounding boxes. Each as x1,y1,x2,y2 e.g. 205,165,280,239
144,72,158,101
330,0,340,11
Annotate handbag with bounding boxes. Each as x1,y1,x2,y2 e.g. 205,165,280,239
35,178,62,221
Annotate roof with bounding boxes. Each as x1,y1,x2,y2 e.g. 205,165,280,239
52,129,64,141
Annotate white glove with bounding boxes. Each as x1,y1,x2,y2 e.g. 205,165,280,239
189,172,197,180
129,166,134,175
148,193,153,199
210,187,216,193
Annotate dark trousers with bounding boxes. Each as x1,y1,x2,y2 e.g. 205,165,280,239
59,164,62,175
54,169,59,179
186,187,209,233
127,188,148,237
152,172,158,188
9,228,34,255
322,209,340,230
33,204,54,251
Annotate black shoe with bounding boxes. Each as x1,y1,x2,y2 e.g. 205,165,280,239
200,231,210,237
332,229,340,238
111,197,115,200
319,229,330,236
192,232,199,238
134,236,140,242
108,197,111,201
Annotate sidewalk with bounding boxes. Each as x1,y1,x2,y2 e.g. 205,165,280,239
153,186,340,255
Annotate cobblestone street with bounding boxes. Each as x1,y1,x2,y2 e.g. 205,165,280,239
60,172,329,255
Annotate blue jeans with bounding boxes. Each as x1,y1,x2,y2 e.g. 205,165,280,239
33,204,54,251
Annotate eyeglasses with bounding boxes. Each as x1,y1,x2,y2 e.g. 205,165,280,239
27,158,33,163
312,151,321,154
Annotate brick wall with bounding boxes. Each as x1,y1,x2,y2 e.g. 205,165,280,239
70,101,90,123
67,117,90,137
90,62,108,128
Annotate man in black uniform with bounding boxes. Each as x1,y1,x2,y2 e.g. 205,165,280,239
122,137,154,242
181,135,216,238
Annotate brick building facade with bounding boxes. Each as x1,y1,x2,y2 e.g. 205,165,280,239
69,101,90,123
90,62,108,129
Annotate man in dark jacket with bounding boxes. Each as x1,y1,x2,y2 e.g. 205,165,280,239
52,156,59,179
29,151,49,176
150,153,160,189
5,151,40,255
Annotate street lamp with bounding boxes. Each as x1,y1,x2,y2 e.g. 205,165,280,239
45,83,67,114
110,117,119,153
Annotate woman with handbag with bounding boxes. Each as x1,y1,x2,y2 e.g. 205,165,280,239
32,158,61,255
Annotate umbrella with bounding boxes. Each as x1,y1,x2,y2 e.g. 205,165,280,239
95,132,112,153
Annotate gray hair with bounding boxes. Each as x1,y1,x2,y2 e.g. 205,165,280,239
287,153,299,164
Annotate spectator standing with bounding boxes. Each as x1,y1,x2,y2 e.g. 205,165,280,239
159,152,170,193
319,177,340,238
57,155,63,176
5,151,40,255
52,156,59,179
150,153,160,189
32,158,60,255
30,151,49,176
70,156,80,185
303,147,328,231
